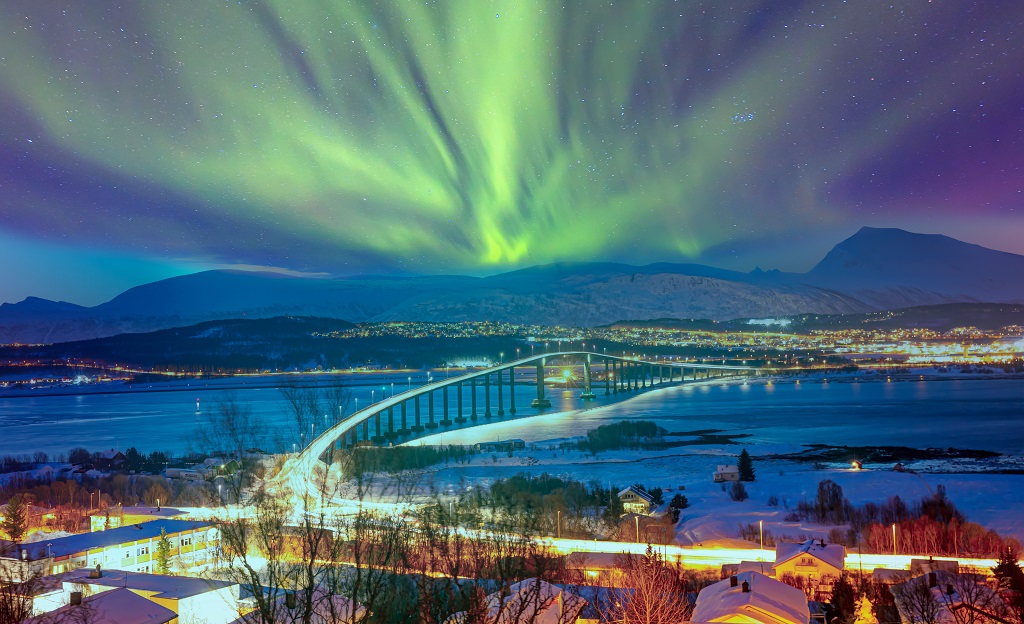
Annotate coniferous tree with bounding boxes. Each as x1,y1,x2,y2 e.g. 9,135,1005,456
155,527,172,575
2,494,28,544
738,448,756,482
993,546,1024,623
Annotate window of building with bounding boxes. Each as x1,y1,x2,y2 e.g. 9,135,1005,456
181,537,193,547
137,546,149,556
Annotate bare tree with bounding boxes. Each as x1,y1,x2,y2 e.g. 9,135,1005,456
193,393,268,503
278,382,351,454
602,546,693,624
892,574,945,624
935,573,1009,624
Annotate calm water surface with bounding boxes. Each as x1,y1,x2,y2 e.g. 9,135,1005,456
0,376,1021,457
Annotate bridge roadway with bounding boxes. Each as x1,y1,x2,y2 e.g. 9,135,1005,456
281,351,757,486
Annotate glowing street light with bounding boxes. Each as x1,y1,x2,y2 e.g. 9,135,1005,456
892,523,898,555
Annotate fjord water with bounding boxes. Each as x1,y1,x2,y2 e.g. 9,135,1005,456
0,376,1021,458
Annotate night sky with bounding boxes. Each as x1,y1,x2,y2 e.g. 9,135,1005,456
1,1,1022,305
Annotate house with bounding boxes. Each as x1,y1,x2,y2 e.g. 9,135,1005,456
773,539,846,601
714,465,740,482
617,486,654,515
691,571,810,624
910,557,960,577
444,578,586,624
567,552,628,587
60,568,241,624
96,449,127,470
475,439,527,453
892,570,1006,624
722,560,776,578
29,587,177,624
0,519,220,581
89,504,187,532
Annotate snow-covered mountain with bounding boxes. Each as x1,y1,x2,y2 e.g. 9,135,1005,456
2,227,1022,344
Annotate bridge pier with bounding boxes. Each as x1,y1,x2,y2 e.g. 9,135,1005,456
386,406,396,440
497,369,505,416
581,357,595,399
532,359,551,408
362,420,369,442
509,369,516,415
441,386,452,425
399,401,410,435
484,374,492,418
455,383,466,423
470,377,478,420
412,395,424,432
604,359,610,395
426,391,438,429
371,412,385,444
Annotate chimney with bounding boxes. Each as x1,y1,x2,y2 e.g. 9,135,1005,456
946,584,955,596
928,572,936,588
820,538,825,547
70,591,83,606
730,576,738,588
286,592,296,610
89,564,102,579
741,580,750,593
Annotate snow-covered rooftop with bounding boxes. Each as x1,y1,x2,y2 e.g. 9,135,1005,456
774,539,846,571
691,571,810,624
64,568,236,600
445,578,585,624
617,485,654,503
31,587,176,624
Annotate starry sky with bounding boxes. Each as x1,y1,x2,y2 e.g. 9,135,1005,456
1,1,1022,305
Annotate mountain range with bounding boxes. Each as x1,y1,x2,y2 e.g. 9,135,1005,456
2,227,1023,344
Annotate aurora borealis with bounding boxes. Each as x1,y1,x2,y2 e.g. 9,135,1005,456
1,1,1023,304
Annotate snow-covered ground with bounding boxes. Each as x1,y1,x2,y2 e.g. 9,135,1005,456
406,378,1024,547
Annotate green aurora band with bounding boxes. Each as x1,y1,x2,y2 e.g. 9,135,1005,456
1,1,1019,272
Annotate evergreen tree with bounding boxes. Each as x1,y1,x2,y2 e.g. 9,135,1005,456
738,448,755,482
2,494,28,544
993,546,1024,622
669,493,689,511
155,527,172,575
830,574,857,624
853,596,875,624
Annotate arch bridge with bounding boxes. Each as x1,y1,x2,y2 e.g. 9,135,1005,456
298,351,758,466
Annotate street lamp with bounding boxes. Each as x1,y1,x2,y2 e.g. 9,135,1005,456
218,483,223,507
408,376,412,391
500,352,504,365
371,390,375,404
892,523,897,555
759,520,764,559
634,516,640,543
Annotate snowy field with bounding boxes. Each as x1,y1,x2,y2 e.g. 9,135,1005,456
410,375,1024,547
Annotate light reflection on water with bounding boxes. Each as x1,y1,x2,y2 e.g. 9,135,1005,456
0,376,1020,456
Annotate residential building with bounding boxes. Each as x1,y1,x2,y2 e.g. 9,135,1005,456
892,570,1006,624
444,578,585,624
714,465,740,482
617,486,654,515
773,539,846,601
96,449,127,471
691,571,810,624
475,439,527,453
30,587,177,624
0,519,219,581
